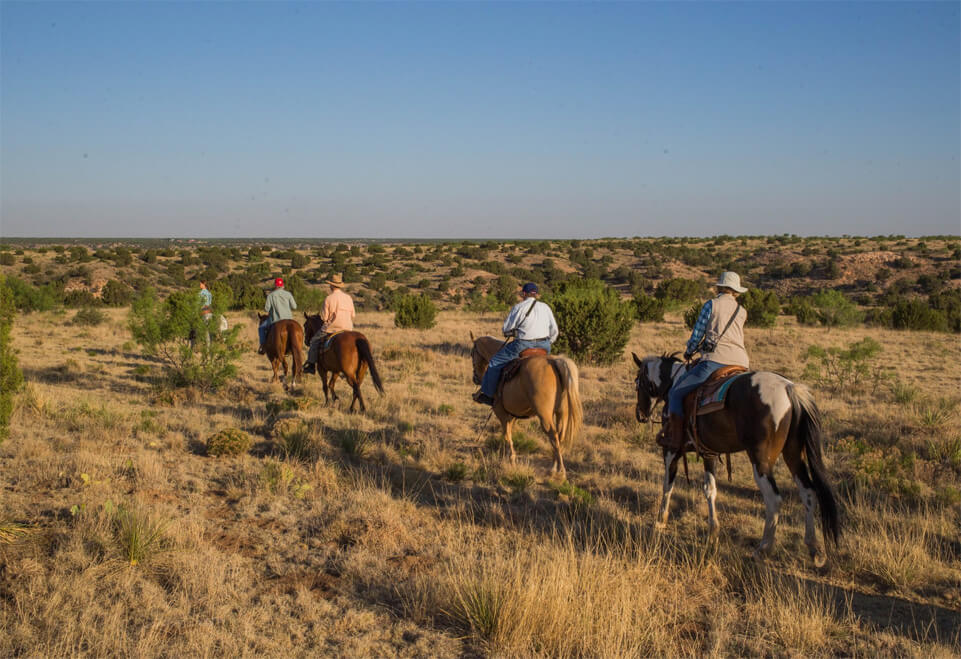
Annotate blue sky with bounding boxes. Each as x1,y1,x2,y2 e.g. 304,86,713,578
1,1,958,238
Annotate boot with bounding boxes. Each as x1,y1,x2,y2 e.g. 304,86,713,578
472,390,494,406
303,362,315,374
258,345,266,355
657,413,686,453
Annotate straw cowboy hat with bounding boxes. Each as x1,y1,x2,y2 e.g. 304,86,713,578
327,273,345,288
715,271,747,293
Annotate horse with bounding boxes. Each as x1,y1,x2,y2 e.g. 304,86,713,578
303,313,384,413
632,352,841,566
470,334,582,480
257,314,304,391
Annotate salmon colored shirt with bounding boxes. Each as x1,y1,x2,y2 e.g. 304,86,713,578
321,288,355,333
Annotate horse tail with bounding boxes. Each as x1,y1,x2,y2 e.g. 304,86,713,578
290,324,304,379
788,383,842,546
551,356,582,446
356,337,384,394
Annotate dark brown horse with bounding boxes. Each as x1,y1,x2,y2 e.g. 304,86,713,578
303,314,384,412
632,352,841,566
257,315,304,390
471,334,582,480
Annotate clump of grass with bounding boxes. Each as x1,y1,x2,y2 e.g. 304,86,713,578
444,461,470,482
396,420,414,435
550,480,594,506
259,460,312,498
336,428,371,458
265,397,312,418
510,431,540,455
0,520,32,544
279,421,321,462
500,469,534,494
205,428,253,457
889,379,919,405
113,505,170,567
436,403,455,416
914,397,957,430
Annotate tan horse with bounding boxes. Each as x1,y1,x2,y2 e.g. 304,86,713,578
470,334,582,480
257,314,304,390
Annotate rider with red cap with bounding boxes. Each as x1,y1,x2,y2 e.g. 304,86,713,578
259,277,297,354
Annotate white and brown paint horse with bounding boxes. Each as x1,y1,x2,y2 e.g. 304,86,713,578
471,334,582,480
632,353,841,565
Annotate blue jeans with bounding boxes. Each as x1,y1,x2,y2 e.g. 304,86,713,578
480,339,552,398
258,319,270,346
668,360,723,415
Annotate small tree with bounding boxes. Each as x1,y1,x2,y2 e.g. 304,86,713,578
394,293,438,329
101,279,134,306
128,287,243,392
546,279,634,365
633,292,665,322
741,289,780,328
0,276,24,442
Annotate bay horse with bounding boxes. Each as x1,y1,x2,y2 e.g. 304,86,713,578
303,314,384,413
470,334,582,480
632,352,841,566
257,314,304,391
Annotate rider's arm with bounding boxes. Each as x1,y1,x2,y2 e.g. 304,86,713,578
264,294,273,315
686,299,713,357
288,292,297,310
547,308,559,343
501,303,520,337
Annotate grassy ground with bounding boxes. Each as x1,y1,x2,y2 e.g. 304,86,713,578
1,308,959,657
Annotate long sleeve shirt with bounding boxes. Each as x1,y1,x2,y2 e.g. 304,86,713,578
199,288,212,310
502,298,559,343
264,288,297,323
320,288,355,333
686,300,713,355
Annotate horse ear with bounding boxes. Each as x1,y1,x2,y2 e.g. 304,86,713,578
469,331,475,343
632,352,643,367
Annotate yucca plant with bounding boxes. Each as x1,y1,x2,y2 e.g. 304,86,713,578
113,506,169,566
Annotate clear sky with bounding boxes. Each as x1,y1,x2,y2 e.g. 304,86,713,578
1,1,958,239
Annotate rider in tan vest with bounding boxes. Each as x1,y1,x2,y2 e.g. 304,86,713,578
662,271,750,453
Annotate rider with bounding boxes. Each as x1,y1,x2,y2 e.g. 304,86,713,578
303,273,355,374
662,271,750,452
198,280,213,322
259,278,297,354
473,282,558,406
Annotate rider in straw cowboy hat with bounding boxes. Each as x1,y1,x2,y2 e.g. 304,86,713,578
662,271,750,453
259,277,297,354
303,273,355,374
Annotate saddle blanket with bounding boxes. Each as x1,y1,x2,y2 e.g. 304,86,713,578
694,370,750,416
499,348,548,385
321,330,345,351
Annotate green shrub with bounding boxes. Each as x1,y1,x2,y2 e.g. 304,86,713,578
546,279,634,365
0,276,24,443
113,505,170,566
633,292,665,322
790,290,862,327
206,428,253,456
655,277,707,307
4,276,60,312
128,287,244,392
741,288,780,328
394,293,438,329
71,307,107,326
101,279,134,306
803,337,885,392
683,301,702,330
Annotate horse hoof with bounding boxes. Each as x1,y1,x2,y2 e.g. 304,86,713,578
812,550,827,569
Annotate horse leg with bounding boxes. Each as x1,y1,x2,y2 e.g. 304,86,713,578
538,413,564,480
783,441,827,567
703,455,720,538
502,416,517,465
751,461,783,558
270,357,280,384
656,450,681,529
320,369,331,405
329,372,340,403
345,374,363,413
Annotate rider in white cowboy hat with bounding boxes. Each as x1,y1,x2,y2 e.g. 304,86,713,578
662,271,750,453
304,273,355,374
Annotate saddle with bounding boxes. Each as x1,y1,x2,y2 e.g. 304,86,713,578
318,330,345,352
679,365,749,456
491,349,549,417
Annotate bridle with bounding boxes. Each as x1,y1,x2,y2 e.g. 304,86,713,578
634,369,665,424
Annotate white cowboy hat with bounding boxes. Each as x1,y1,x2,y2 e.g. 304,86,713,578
327,273,344,288
715,271,747,293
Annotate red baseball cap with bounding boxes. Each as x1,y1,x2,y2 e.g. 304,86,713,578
274,278,284,287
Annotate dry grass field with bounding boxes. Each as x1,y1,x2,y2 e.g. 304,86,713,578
1,306,959,657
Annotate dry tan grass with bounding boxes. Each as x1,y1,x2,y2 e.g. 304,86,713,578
1,307,959,656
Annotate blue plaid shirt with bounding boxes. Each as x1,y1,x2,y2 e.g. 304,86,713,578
686,299,713,355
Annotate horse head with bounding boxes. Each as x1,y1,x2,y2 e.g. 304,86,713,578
470,333,495,386
632,352,682,423
303,312,323,346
